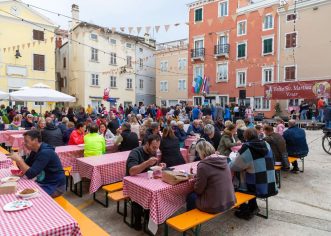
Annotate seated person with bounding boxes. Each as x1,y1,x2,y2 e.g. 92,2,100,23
283,119,309,172
217,124,241,156
186,119,204,136
142,122,161,145
202,124,221,150
263,125,289,170
186,140,236,213
126,134,162,231
173,121,187,148
84,123,106,157
68,122,85,145
9,130,66,197
229,128,278,220
41,117,64,147
63,122,75,145
21,114,35,130
236,119,247,142
98,123,115,140
118,123,139,152
160,126,185,167
11,114,22,130
36,118,46,131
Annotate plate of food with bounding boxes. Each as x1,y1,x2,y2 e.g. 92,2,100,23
17,188,38,198
1,176,20,183
10,169,23,176
3,200,33,212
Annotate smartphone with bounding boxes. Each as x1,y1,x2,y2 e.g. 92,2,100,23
163,167,175,171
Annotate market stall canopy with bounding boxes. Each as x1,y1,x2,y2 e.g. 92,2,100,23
9,83,76,102
0,91,9,100
264,80,331,100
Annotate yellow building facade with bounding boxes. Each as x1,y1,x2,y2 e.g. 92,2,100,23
0,0,57,113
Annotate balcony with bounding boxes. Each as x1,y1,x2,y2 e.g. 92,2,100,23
214,44,229,58
191,48,205,61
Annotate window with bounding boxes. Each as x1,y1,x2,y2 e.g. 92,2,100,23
237,21,246,36
33,54,45,71
218,35,228,45
126,78,133,89
194,97,202,106
288,99,299,106
110,53,117,65
237,70,246,87
237,42,246,59
193,39,204,57
285,66,296,81
217,63,228,82
126,43,132,48
160,61,168,72
110,38,116,45
33,30,44,41
219,96,228,107
91,74,99,86
263,15,273,30
91,48,98,62
139,58,143,69
139,79,144,89
193,64,204,79
262,68,273,84
90,33,98,41
178,58,187,70
110,76,117,88
219,0,228,17
160,81,168,92
286,32,297,48
161,100,167,106
126,56,132,68
194,39,204,49
254,97,270,110
35,102,45,106
287,13,297,21
63,57,66,68
194,8,203,22
178,79,186,91
263,37,273,55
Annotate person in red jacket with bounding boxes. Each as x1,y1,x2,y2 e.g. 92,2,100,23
68,122,85,145
156,106,162,121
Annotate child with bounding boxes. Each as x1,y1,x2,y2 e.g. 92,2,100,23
255,124,264,140
275,117,285,136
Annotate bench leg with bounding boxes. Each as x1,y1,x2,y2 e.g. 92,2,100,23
124,200,133,227
93,191,109,208
300,157,304,173
71,180,83,197
164,223,169,236
257,198,269,219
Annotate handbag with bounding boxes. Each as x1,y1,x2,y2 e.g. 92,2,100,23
162,171,189,185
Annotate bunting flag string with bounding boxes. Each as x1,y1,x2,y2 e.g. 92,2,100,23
164,25,170,32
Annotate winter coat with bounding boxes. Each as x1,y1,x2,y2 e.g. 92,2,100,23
217,130,238,156
41,124,65,147
283,126,309,157
159,136,185,167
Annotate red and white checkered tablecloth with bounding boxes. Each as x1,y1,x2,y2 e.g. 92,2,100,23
184,136,198,147
8,134,28,154
77,151,130,194
231,145,242,153
123,162,199,227
0,130,26,146
56,144,118,172
0,169,81,236
0,153,12,169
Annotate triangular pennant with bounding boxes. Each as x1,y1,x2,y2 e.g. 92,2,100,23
155,26,160,33
16,45,19,49
120,27,125,32
185,22,189,26
137,27,142,34
44,39,47,44
128,27,133,34
164,25,170,32
7,47,10,52
207,19,213,26
145,26,151,33
258,8,264,17
38,41,41,45
27,43,30,48
219,17,225,24
284,3,289,11
174,23,180,27
231,14,237,22
3,48,6,53
12,46,15,51
111,27,116,33
245,12,250,19
22,44,25,49
251,19,256,27
272,5,278,12
33,42,36,47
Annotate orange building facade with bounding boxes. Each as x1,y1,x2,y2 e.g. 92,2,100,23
188,0,279,118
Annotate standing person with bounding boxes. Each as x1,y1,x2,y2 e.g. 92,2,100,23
283,119,309,172
126,135,162,230
9,130,66,197
275,117,285,136
224,105,231,121
132,104,139,115
324,101,331,128
86,104,93,115
118,104,124,116
68,123,85,145
300,101,309,120
229,128,278,220
75,107,88,124
41,117,64,147
139,103,146,118
245,106,254,123
233,104,240,120
317,97,325,122
214,103,224,122
67,107,76,123
192,105,200,120
107,112,120,135
84,124,106,157
186,140,236,213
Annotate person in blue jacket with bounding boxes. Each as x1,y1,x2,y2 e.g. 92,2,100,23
224,105,231,121
9,130,66,197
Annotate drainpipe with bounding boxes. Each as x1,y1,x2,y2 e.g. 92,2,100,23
277,9,281,83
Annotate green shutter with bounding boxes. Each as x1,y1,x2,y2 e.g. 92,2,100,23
264,38,273,54
238,44,245,58
195,8,202,22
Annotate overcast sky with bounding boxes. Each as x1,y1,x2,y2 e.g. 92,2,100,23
23,0,192,43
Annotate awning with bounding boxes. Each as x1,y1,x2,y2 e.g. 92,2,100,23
264,80,331,100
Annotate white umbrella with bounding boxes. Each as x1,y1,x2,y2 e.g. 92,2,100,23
0,90,9,100
9,83,76,114
10,83,76,102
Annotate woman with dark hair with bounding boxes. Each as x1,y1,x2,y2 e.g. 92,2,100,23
159,126,185,167
67,107,76,123
217,124,241,156
98,123,115,140
75,107,88,124
230,128,278,220
68,122,85,145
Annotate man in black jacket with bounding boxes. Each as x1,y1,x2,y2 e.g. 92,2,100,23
41,117,64,147
118,123,139,151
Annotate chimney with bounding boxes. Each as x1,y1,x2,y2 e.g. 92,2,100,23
71,4,80,29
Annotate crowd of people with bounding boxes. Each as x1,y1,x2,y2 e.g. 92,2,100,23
1,102,311,231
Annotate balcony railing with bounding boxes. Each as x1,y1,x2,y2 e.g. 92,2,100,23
214,44,229,56
191,48,205,59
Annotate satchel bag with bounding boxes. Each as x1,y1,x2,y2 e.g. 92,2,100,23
162,171,189,185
